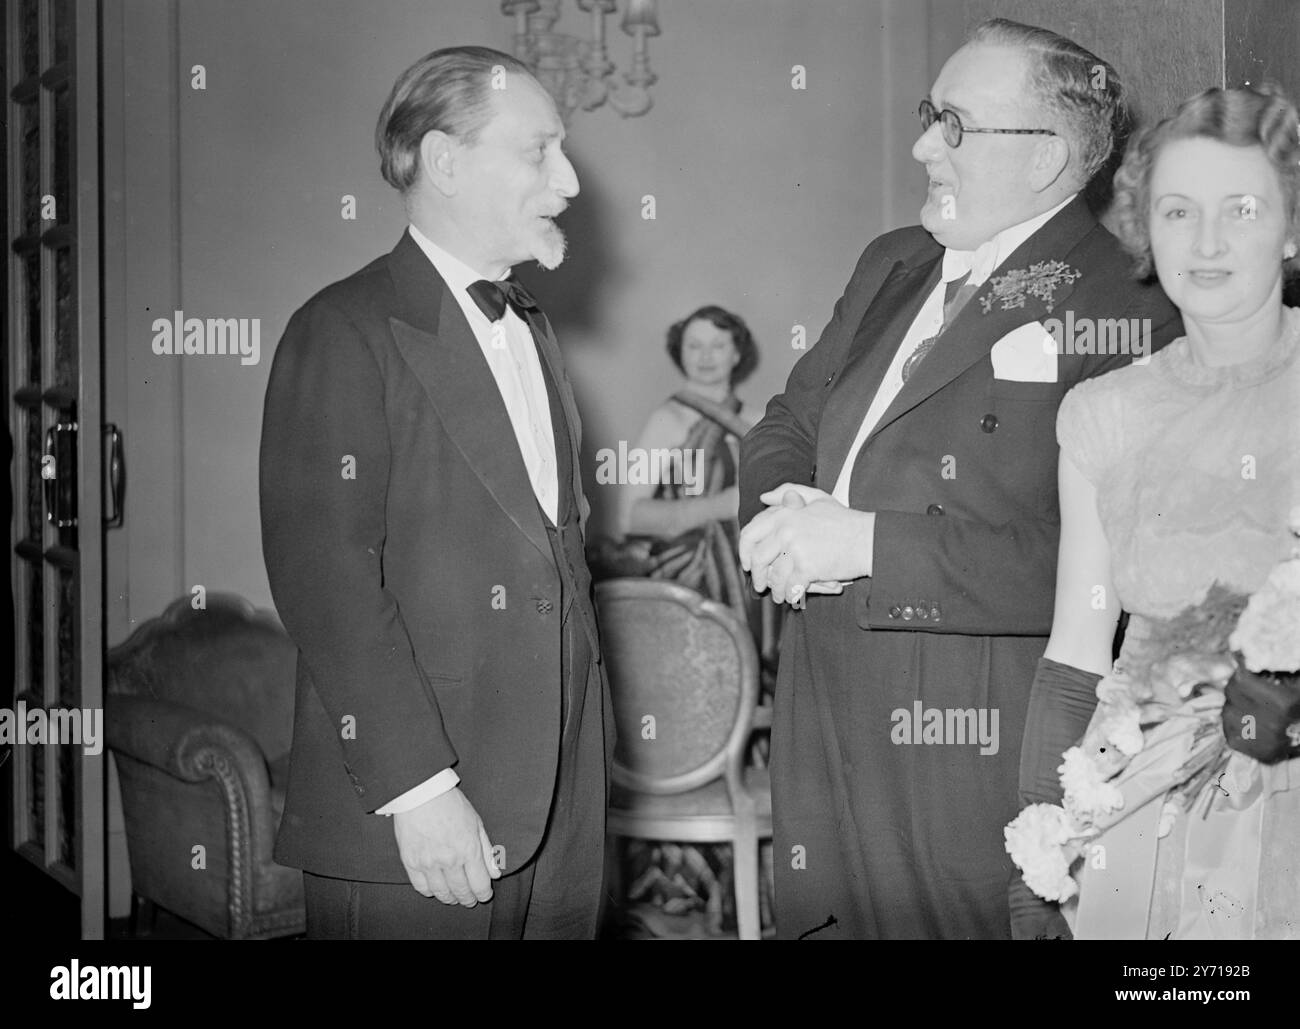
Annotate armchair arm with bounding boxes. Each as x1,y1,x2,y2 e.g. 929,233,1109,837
106,694,288,935
107,695,269,788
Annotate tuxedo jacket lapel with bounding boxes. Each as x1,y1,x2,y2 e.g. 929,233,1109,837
866,197,1097,445
528,309,586,521
815,255,941,491
385,233,554,563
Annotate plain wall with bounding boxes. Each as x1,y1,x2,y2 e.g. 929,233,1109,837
954,0,1300,126
955,0,1228,126
102,0,938,638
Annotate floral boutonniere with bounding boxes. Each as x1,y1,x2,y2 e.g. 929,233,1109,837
979,260,1082,315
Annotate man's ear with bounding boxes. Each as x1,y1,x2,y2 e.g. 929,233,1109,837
1028,134,1071,193
419,130,459,198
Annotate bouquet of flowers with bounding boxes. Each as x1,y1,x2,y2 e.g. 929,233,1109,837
1006,512,1300,903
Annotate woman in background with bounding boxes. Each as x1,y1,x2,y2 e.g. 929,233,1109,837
615,304,760,618
1014,84,1300,939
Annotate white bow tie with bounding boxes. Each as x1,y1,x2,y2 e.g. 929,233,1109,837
943,238,1000,288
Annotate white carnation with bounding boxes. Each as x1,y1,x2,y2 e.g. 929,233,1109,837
1005,803,1082,903
1230,558,1300,672
1097,695,1145,757
1060,746,1125,825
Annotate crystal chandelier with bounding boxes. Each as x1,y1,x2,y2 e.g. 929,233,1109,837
501,0,660,121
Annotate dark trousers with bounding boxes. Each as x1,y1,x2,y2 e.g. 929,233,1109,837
303,614,607,939
770,595,1039,939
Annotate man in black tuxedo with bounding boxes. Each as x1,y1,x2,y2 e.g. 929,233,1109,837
260,46,614,939
738,19,1181,938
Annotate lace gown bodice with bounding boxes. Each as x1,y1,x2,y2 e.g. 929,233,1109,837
1058,306,1300,621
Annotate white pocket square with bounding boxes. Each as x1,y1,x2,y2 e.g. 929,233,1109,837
990,320,1058,382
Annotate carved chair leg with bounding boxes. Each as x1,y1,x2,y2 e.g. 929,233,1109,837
759,838,774,935
732,828,761,940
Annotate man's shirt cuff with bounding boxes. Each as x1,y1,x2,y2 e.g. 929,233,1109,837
375,768,460,815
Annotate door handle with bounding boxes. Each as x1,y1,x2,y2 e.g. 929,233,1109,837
43,421,78,529
104,424,124,528
43,426,58,527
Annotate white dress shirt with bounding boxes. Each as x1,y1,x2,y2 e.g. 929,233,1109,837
831,193,1076,506
377,225,560,816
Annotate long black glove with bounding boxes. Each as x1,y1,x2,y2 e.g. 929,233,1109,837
1009,656,1102,940
1221,667,1300,764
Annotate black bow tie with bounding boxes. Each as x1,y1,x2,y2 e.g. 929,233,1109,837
466,278,541,323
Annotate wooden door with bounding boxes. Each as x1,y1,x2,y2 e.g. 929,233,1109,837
6,0,105,939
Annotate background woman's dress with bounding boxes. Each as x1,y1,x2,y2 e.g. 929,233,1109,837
592,392,758,634
640,393,750,618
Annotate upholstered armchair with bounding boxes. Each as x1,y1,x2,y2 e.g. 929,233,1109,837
106,593,305,939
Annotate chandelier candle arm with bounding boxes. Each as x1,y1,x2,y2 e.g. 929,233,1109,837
580,0,616,82
502,0,541,63
623,23,656,88
503,0,659,121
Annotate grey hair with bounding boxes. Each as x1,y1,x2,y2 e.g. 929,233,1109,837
1112,83,1300,278
375,45,533,193
968,18,1126,184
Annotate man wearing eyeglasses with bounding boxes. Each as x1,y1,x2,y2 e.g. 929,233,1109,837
738,18,1180,939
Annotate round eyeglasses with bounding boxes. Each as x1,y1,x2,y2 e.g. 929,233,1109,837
918,99,1055,148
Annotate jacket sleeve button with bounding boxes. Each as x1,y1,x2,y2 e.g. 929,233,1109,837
888,605,902,619
980,413,999,433
930,603,941,620
901,605,915,620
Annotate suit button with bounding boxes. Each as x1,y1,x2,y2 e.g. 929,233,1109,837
888,605,902,619
926,503,945,516
536,598,554,614
930,603,941,620
916,603,929,620
901,605,914,620
980,413,999,433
